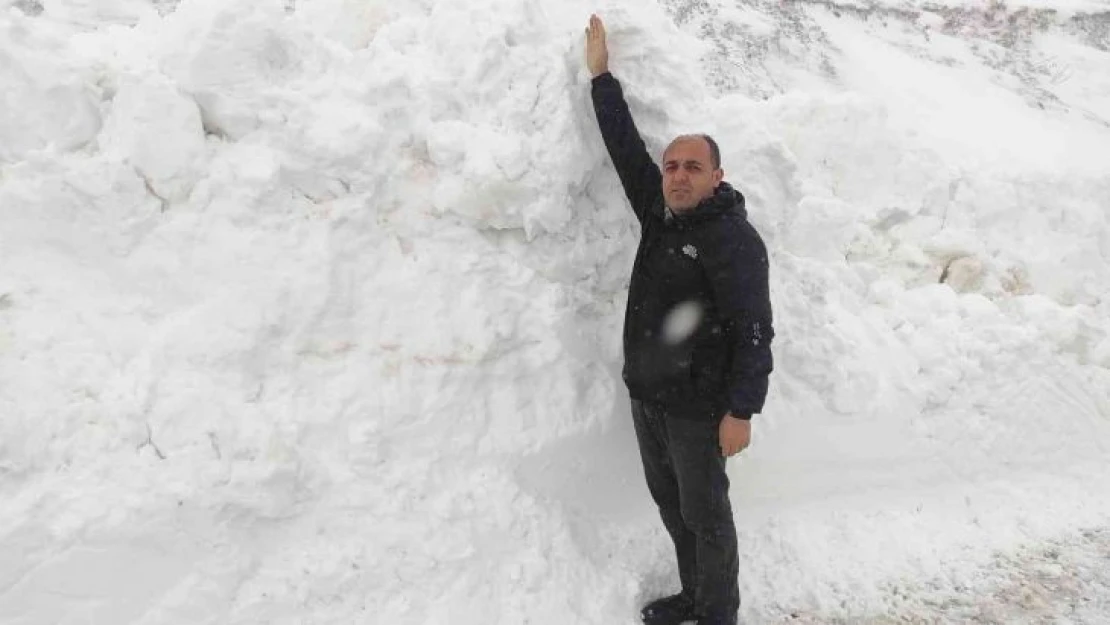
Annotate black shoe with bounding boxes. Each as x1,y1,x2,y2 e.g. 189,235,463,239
640,593,696,625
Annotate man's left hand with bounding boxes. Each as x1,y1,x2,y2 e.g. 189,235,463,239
719,414,751,457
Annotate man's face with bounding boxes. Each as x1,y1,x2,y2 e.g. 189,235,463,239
662,136,723,212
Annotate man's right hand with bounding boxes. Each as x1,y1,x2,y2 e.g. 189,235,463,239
585,14,609,77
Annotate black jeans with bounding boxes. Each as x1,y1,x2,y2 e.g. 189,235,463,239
632,399,740,618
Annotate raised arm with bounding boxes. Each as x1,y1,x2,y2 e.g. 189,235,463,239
586,15,662,223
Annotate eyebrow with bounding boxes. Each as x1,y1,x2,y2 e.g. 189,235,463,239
663,159,706,167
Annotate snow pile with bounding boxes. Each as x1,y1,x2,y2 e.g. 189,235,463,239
1,0,1109,623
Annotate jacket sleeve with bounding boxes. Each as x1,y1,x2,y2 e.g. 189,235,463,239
590,72,663,223
701,222,775,419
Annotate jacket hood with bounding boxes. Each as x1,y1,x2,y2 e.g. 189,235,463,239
666,182,747,228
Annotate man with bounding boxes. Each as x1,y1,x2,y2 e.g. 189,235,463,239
584,14,774,625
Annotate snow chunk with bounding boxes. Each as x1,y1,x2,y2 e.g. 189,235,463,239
99,75,206,201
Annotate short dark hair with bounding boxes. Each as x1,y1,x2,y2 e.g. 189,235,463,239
664,134,722,169
699,134,721,170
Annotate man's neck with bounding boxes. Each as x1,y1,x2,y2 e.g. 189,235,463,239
665,205,697,221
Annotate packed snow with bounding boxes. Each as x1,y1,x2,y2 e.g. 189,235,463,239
1,0,1109,623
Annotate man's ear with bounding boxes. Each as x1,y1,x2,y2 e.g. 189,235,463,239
713,168,725,185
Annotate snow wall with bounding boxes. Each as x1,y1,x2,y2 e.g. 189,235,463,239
2,0,1110,623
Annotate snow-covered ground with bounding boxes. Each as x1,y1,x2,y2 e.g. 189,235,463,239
1,0,1109,623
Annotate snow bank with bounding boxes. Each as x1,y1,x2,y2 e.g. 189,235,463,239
1,0,1109,623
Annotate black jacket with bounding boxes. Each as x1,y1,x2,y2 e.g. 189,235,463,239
591,72,774,421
